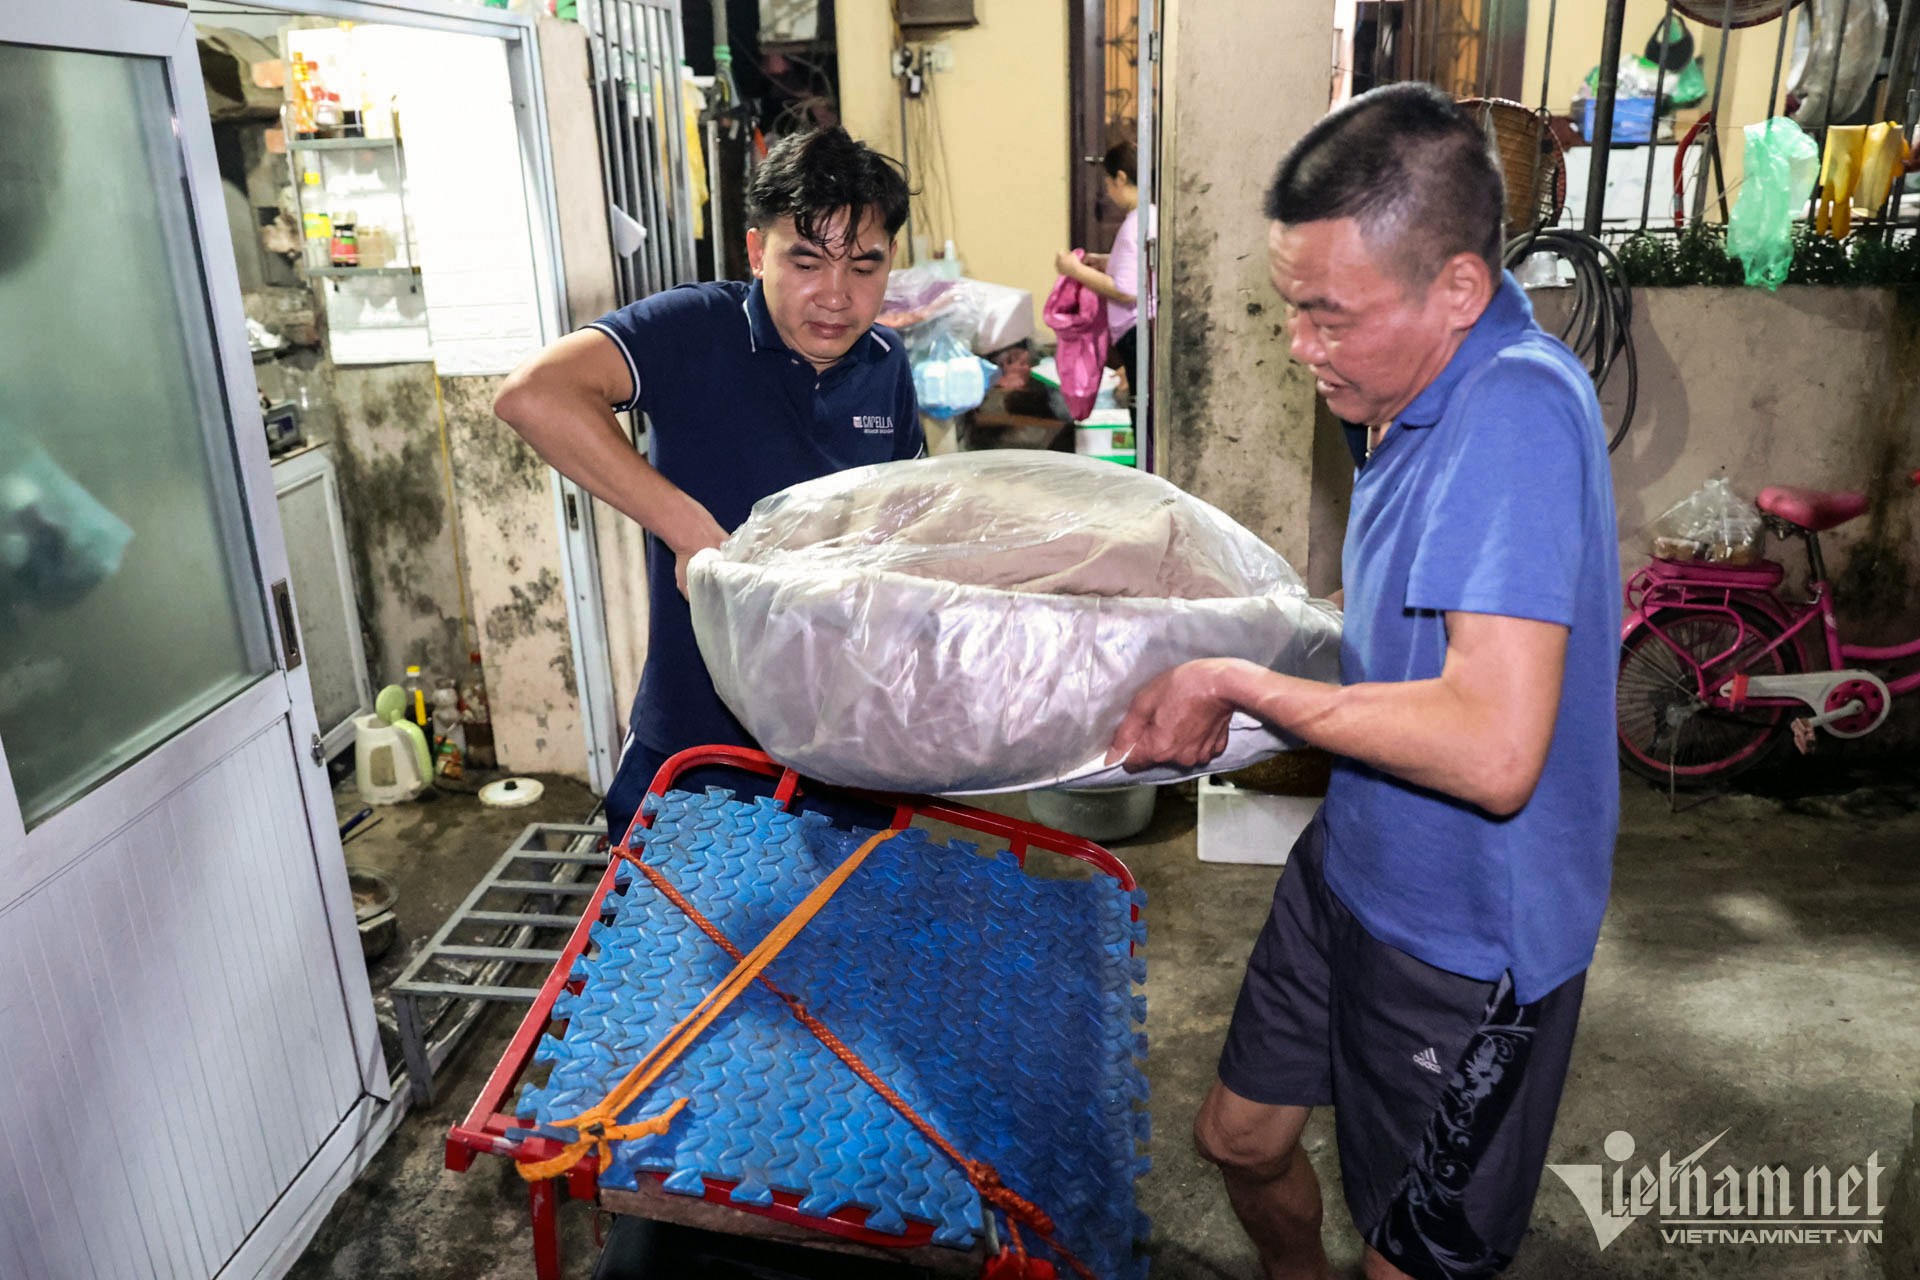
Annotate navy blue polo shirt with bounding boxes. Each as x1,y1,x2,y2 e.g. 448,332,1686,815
588,280,923,755
1321,272,1619,1004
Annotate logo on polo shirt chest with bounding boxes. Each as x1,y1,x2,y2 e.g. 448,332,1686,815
852,415,894,436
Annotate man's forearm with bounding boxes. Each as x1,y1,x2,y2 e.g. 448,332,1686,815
1219,663,1538,816
495,380,716,554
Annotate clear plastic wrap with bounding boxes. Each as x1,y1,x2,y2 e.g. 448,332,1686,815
881,265,1035,355
1650,477,1765,565
688,452,1343,795
1790,0,1888,130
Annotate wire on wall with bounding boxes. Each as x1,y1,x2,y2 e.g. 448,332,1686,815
889,37,959,259
921,63,960,247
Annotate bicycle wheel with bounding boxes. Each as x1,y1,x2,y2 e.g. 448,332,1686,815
1617,604,1799,787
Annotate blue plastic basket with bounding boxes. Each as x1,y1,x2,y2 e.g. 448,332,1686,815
1580,95,1655,145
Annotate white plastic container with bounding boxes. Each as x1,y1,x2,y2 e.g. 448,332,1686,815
1075,408,1136,466
354,713,427,805
1195,776,1319,865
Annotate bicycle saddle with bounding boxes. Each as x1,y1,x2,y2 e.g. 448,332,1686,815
1756,485,1868,532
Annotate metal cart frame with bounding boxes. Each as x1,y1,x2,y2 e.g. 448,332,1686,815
445,745,1138,1280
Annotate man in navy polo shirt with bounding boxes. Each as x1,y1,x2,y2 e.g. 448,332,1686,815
1110,85,1618,1279
495,128,922,842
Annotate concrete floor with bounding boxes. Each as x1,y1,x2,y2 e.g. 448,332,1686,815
291,755,1920,1280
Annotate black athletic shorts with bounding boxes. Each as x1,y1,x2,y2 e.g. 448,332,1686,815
1217,814,1586,1280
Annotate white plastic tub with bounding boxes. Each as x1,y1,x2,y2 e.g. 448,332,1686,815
1195,776,1319,865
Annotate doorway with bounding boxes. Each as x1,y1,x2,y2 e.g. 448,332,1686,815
187,1,621,796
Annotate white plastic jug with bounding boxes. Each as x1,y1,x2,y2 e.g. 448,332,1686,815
354,713,427,805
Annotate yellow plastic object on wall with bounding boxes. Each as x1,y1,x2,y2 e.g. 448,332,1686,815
1815,125,1867,239
1857,121,1912,217
683,72,709,241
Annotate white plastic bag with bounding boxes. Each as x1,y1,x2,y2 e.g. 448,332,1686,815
688,452,1343,795
1650,477,1765,564
960,279,1035,353
882,266,1035,355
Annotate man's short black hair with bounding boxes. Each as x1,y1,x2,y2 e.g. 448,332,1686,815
1264,83,1505,287
1102,140,1138,185
746,127,911,252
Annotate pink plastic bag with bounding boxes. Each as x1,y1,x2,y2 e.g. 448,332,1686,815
1043,251,1109,421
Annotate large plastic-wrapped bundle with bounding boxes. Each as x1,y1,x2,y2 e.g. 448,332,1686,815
688,453,1342,795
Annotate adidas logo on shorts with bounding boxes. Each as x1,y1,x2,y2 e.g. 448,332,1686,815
1412,1046,1443,1074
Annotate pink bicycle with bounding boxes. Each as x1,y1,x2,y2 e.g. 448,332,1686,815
1617,470,1920,786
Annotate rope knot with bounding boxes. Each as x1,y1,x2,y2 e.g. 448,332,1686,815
962,1163,1056,1237
526,834,1096,1280
963,1160,1002,1191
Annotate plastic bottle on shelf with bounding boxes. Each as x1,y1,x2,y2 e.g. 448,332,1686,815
313,85,341,135
290,57,317,136
431,677,466,779
402,665,432,743
356,224,390,269
460,650,497,770
329,210,358,267
302,210,333,270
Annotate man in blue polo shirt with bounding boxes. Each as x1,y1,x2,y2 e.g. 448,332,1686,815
1109,85,1618,1279
495,128,921,842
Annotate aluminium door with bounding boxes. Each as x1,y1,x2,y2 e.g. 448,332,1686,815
0,3,388,1277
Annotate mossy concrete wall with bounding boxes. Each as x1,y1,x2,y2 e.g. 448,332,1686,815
1158,0,1337,591
1590,286,1920,645
326,363,588,779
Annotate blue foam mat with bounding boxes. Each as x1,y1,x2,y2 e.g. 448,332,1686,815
513,787,1150,1279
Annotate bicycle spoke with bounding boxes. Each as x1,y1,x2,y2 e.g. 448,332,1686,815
1618,609,1791,781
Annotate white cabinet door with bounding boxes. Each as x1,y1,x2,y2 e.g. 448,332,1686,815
0,5,389,1278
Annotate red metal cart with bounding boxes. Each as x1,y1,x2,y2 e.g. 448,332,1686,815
445,746,1138,1280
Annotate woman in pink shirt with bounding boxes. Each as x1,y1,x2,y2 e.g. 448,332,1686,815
1056,142,1152,391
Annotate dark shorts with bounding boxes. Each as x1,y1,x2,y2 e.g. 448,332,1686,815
1217,815,1586,1280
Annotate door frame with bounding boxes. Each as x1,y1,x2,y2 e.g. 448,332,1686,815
184,0,624,794
1067,0,1107,254
1135,0,1158,474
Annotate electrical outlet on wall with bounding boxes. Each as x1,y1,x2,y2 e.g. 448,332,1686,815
926,42,955,73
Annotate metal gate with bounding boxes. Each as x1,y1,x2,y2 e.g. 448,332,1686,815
581,0,698,305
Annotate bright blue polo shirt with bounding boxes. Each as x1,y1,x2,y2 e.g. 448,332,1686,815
1321,272,1619,1005
588,280,923,755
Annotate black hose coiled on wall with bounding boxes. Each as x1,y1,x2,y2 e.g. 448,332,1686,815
1504,228,1638,454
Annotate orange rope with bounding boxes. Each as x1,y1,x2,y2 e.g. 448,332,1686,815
626,854,1098,1280
518,826,1099,1277
518,829,899,1182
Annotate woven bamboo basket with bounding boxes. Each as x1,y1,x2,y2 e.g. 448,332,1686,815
1462,98,1567,235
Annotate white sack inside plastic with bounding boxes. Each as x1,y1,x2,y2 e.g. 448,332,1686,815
688,452,1342,794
